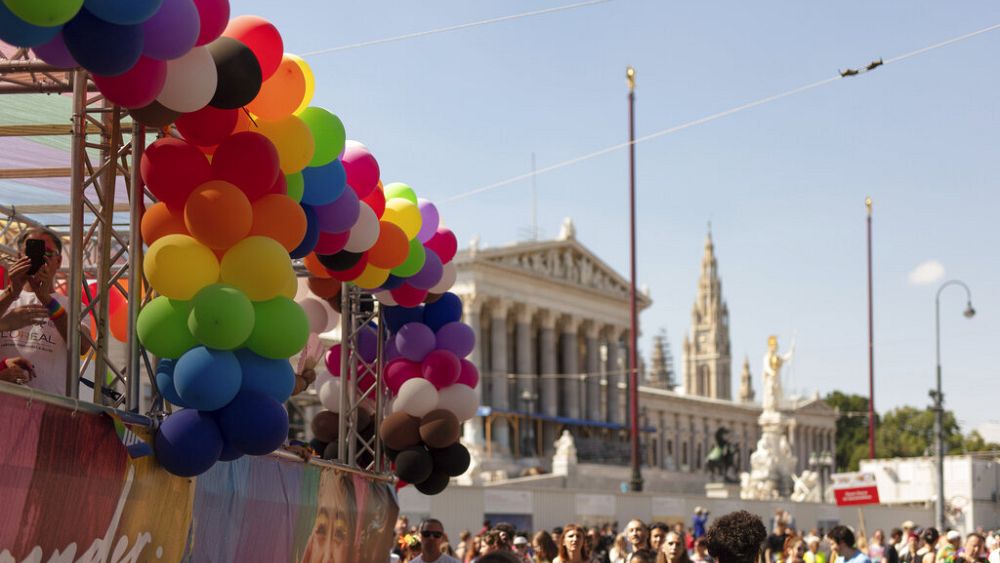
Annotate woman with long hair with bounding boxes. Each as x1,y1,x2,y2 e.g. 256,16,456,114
784,536,806,563
658,531,694,563
918,529,940,563
534,530,560,563
555,525,594,563
610,533,629,563
869,530,886,563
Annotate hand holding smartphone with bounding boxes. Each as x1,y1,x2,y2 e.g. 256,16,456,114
25,239,46,275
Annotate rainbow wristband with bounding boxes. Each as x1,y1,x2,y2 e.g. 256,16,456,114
47,299,65,320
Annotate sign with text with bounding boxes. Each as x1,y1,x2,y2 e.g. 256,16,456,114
831,471,881,506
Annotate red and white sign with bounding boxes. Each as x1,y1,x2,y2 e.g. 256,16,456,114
831,472,881,506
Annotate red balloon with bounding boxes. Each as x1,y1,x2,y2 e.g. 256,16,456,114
426,228,458,263
193,0,230,46
223,15,283,80
328,252,368,282
385,358,421,395
361,184,385,218
175,105,238,148
421,349,461,389
314,230,349,255
92,56,167,109
141,137,212,211
325,344,343,376
211,131,280,200
268,173,287,196
391,284,428,308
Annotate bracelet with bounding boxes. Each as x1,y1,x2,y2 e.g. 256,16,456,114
47,298,65,320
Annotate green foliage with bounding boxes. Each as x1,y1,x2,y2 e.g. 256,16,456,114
825,391,875,471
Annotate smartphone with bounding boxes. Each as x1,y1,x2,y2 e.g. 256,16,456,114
25,239,46,275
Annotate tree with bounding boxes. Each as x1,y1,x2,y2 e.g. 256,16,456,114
962,430,1000,452
825,391,875,471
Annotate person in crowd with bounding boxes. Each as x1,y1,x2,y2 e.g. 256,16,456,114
410,519,461,563
1,228,90,393
828,525,871,563
938,531,962,563
918,529,940,563
610,533,629,563
767,520,791,563
455,531,473,562
511,536,532,562
650,523,670,554
899,533,920,563
961,533,987,563
897,524,915,556
884,529,901,563
703,510,768,563
804,536,827,563
495,524,516,548
784,536,805,563
625,520,651,557
662,531,693,563
533,531,560,563
477,552,524,563
693,537,716,563
693,509,710,540
869,530,887,562
554,525,594,563
626,550,655,563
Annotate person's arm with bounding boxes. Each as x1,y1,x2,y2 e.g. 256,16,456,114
30,264,91,354
0,257,32,319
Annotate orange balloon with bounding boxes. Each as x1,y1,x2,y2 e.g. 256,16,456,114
255,114,315,174
247,54,306,121
304,253,331,278
141,201,188,244
234,108,254,133
184,180,253,250
367,221,409,269
250,194,307,252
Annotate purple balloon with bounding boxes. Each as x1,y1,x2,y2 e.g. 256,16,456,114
408,248,443,290
435,321,475,358
357,325,378,363
33,33,79,69
395,322,436,362
416,198,440,243
314,184,360,233
142,0,200,60
385,334,401,361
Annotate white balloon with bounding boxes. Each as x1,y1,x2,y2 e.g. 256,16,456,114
319,378,342,412
374,290,397,307
395,378,439,418
437,383,478,421
430,261,457,294
345,203,380,252
299,297,329,334
314,367,333,391
156,46,218,113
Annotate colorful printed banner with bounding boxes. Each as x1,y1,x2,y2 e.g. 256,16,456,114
0,390,398,562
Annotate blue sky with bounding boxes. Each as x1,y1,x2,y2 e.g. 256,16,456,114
240,1,1000,431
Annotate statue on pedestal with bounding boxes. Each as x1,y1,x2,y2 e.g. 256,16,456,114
705,427,740,483
762,336,793,414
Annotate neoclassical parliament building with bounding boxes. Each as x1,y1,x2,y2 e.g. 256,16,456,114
451,220,837,482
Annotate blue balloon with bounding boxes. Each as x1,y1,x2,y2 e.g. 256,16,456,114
300,159,347,206
84,0,163,25
289,204,319,259
235,349,295,404
383,304,424,333
173,347,242,411
0,2,61,47
218,437,244,462
154,409,223,477
155,358,190,408
422,292,462,332
63,8,144,76
380,274,406,291
215,389,289,456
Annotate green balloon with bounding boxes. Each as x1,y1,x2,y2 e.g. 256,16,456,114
137,297,197,359
188,284,254,350
286,172,304,203
390,239,427,278
300,107,346,168
245,297,309,359
383,182,417,204
2,0,83,26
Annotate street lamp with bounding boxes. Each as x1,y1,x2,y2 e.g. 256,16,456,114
520,389,538,457
933,280,975,530
809,450,835,503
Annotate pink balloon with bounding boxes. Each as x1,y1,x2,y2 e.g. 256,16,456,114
391,284,428,308
341,141,380,199
324,344,342,376
93,56,167,109
192,0,229,46
426,228,457,264
457,359,479,388
422,349,461,389
385,358,420,395
314,229,350,255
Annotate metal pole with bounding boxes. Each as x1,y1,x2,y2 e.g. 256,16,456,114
626,65,643,493
66,70,87,398
126,122,145,412
866,197,875,459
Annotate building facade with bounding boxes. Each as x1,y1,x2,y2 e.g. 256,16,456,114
683,233,732,400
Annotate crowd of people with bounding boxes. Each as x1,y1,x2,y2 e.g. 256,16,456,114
390,509,1000,563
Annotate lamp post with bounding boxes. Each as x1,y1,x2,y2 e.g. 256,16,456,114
933,280,975,530
626,65,643,493
809,450,835,503
520,389,537,457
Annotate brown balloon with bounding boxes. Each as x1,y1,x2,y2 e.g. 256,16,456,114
424,293,444,304
379,412,422,451
419,409,461,449
129,101,182,128
311,410,340,443
356,407,374,434
308,276,341,299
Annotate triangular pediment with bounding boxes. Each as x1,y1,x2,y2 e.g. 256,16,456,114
789,397,837,416
456,238,650,306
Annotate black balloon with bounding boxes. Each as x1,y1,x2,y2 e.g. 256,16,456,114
207,37,263,109
129,101,182,127
431,442,471,477
309,438,328,455
394,446,433,484
384,446,400,461
415,470,450,495
323,441,339,460
317,250,364,272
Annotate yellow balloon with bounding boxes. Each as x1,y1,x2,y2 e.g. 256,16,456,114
255,114,315,174
280,268,299,299
289,54,315,115
351,263,389,290
143,234,220,300
220,236,292,301
382,199,422,240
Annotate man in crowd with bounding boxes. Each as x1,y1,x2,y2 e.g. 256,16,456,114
410,518,460,563
650,522,670,553
828,525,871,563
693,508,710,539
766,520,791,563
625,519,650,561
961,533,988,563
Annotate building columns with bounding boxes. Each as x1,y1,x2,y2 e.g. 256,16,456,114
489,300,511,452
462,296,484,446
584,322,601,422
606,327,624,425
561,316,581,419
